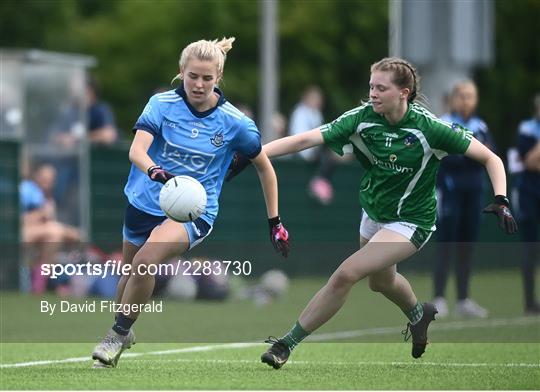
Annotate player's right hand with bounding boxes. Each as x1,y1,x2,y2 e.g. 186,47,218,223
269,216,290,258
225,152,251,182
147,165,174,184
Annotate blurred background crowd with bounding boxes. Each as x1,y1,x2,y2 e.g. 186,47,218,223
0,0,538,314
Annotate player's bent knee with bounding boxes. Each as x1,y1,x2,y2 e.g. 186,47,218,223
368,277,392,293
369,279,388,293
328,268,359,290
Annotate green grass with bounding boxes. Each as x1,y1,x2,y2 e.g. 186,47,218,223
1,270,539,389
1,270,537,343
1,343,539,389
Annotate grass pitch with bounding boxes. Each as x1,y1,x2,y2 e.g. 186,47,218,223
1,271,539,390
1,342,539,390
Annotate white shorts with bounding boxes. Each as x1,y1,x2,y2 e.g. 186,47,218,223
359,210,434,249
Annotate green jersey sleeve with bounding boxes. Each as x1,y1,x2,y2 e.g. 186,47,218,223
425,118,473,157
321,107,362,156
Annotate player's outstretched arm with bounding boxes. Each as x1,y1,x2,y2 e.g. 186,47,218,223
251,151,290,257
225,128,325,182
263,128,324,158
464,137,518,234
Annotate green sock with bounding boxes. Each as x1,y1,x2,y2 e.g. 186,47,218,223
281,321,310,350
404,302,424,325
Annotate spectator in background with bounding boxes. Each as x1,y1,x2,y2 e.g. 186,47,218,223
86,76,118,145
433,80,493,318
289,86,324,159
49,75,119,224
289,85,336,205
272,112,287,140
20,162,80,294
514,93,540,314
236,103,287,141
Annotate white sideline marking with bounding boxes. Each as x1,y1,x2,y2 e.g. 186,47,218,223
146,342,257,356
138,358,540,368
308,316,540,341
1,316,538,369
0,343,261,368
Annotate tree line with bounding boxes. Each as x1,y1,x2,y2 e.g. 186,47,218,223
1,0,539,153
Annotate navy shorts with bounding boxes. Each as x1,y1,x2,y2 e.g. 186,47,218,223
122,203,212,249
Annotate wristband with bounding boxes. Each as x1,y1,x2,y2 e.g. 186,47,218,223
494,195,510,207
268,216,281,228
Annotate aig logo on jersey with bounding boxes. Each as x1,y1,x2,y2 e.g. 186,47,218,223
210,131,224,147
161,142,216,175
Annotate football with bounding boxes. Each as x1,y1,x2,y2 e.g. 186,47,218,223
159,175,207,222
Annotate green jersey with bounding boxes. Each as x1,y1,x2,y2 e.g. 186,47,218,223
321,102,473,230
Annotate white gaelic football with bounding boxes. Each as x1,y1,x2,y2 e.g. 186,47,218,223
159,175,207,222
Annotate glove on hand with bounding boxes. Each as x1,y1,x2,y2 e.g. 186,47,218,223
483,195,518,234
268,216,290,258
147,165,174,184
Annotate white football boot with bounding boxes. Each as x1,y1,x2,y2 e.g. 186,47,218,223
92,329,135,368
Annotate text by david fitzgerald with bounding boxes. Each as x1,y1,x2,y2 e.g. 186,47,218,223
40,300,163,316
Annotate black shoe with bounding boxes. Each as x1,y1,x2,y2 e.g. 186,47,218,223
402,303,438,359
261,336,291,369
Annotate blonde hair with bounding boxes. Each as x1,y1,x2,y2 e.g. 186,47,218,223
171,37,235,84
371,57,420,103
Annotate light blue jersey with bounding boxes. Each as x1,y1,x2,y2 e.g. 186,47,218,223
517,117,540,195
125,86,261,225
20,180,45,212
519,118,540,139
440,113,490,144
437,112,493,190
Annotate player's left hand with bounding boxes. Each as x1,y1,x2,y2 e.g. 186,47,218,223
225,152,251,182
268,216,290,257
483,195,518,234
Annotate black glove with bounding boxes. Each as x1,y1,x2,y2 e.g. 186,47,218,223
225,152,251,182
147,165,174,184
483,195,518,234
268,216,290,258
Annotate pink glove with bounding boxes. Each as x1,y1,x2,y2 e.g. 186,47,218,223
269,216,290,258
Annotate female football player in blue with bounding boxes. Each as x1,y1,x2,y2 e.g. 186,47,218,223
433,80,494,318
92,37,289,368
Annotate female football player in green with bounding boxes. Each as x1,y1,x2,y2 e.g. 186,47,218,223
249,57,517,368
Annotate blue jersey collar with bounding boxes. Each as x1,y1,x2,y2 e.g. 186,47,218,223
450,112,476,124
175,85,226,118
